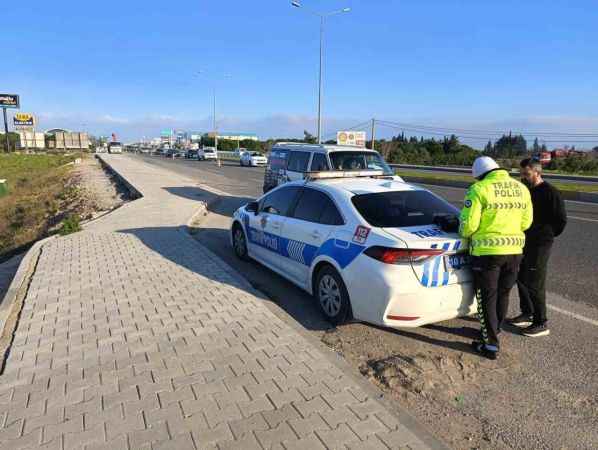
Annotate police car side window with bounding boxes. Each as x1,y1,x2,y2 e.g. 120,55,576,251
320,200,344,225
287,151,311,172
260,186,300,216
310,153,329,171
292,188,343,225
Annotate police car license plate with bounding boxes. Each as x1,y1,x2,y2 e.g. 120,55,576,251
444,254,470,271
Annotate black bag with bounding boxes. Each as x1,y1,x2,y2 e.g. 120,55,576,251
433,214,460,233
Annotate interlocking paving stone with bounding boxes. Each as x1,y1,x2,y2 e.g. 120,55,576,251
0,155,433,450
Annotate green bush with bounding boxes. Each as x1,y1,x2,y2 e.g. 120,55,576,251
58,214,81,235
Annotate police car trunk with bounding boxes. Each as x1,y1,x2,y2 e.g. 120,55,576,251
350,183,473,288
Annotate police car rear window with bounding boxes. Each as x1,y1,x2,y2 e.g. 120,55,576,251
351,191,458,228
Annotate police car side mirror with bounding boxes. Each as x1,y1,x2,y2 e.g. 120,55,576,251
246,201,259,215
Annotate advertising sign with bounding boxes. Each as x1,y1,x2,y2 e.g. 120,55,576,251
0,94,19,109
13,113,35,128
337,130,366,147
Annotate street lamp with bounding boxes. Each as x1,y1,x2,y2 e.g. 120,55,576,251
291,1,351,144
196,71,232,152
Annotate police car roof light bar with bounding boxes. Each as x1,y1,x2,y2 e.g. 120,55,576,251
305,169,385,180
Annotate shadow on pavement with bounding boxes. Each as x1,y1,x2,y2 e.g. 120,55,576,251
148,185,485,349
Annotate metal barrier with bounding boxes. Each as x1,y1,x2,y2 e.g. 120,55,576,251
216,151,241,161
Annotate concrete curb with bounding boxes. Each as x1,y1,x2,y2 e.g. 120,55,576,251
402,175,598,203
95,154,143,199
0,236,55,370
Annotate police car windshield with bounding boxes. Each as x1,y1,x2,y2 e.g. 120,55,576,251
352,191,458,228
329,151,393,175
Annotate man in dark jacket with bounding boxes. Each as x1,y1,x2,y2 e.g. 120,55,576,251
508,158,567,337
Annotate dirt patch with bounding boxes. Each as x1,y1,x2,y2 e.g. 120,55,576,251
321,324,525,450
68,156,129,221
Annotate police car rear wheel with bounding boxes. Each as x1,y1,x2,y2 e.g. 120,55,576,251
316,267,351,325
232,225,249,261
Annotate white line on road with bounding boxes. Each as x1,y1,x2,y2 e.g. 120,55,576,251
548,305,598,327
567,215,598,223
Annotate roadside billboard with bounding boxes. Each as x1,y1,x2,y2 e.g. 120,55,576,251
337,130,366,147
0,94,19,109
13,113,35,128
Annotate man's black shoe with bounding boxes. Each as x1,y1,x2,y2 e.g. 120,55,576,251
522,323,550,337
507,314,533,328
471,341,498,360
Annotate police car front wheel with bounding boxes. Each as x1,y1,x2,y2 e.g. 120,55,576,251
316,266,351,325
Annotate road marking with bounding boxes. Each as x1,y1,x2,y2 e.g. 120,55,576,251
548,305,598,327
567,215,598,223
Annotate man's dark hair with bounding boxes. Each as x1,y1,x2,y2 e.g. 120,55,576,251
520,158,543,172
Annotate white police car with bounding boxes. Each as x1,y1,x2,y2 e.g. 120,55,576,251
230,171,475,328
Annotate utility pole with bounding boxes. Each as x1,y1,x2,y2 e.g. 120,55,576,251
317,16,324,144
213,87,217,151
370,118,376,151
2,108,9,152
291,2,350,145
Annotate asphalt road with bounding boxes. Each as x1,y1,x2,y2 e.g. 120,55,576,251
131,154,598,449
394,165,598,185
137,153,598,310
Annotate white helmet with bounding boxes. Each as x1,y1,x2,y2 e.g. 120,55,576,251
472,156,500,179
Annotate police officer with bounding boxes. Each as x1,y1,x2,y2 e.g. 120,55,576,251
508,158,567,337
459,156,533,359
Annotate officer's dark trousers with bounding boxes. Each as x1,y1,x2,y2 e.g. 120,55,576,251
517,242,552,325
472,255,522,349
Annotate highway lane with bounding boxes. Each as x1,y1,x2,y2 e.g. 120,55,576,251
136,153,598,309
394,164,598,186
130,154,598,449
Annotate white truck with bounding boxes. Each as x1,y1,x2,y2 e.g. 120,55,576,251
108,142,123,154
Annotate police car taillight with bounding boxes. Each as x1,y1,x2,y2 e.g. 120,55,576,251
364,246,445,264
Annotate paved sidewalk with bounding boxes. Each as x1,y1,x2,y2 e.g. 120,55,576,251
0,155,438,450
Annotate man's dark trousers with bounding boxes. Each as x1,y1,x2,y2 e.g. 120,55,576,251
518,243,552,325
473,255,522,348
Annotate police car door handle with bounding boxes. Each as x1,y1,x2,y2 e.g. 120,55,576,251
270,221,281,229
311,230,321,238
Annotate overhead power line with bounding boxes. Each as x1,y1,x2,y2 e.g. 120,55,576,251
376,120,598,143
378,119,598,138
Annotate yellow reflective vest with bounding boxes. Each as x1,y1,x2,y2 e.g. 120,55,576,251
459,169,533,256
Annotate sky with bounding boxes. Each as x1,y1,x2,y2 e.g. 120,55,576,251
3,0,598,148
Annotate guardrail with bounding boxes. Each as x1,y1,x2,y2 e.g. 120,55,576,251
217,151,241,161
390,163,598,183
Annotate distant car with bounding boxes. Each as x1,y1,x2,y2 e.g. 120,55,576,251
200,147,218,160
165,149,183,158
108,142,123,154
263,143,398,193
185,149,199,159
230,171,474,328
240,151,267,167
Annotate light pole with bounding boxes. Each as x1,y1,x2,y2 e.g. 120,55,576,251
196,71,231,152
291,1,350,144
